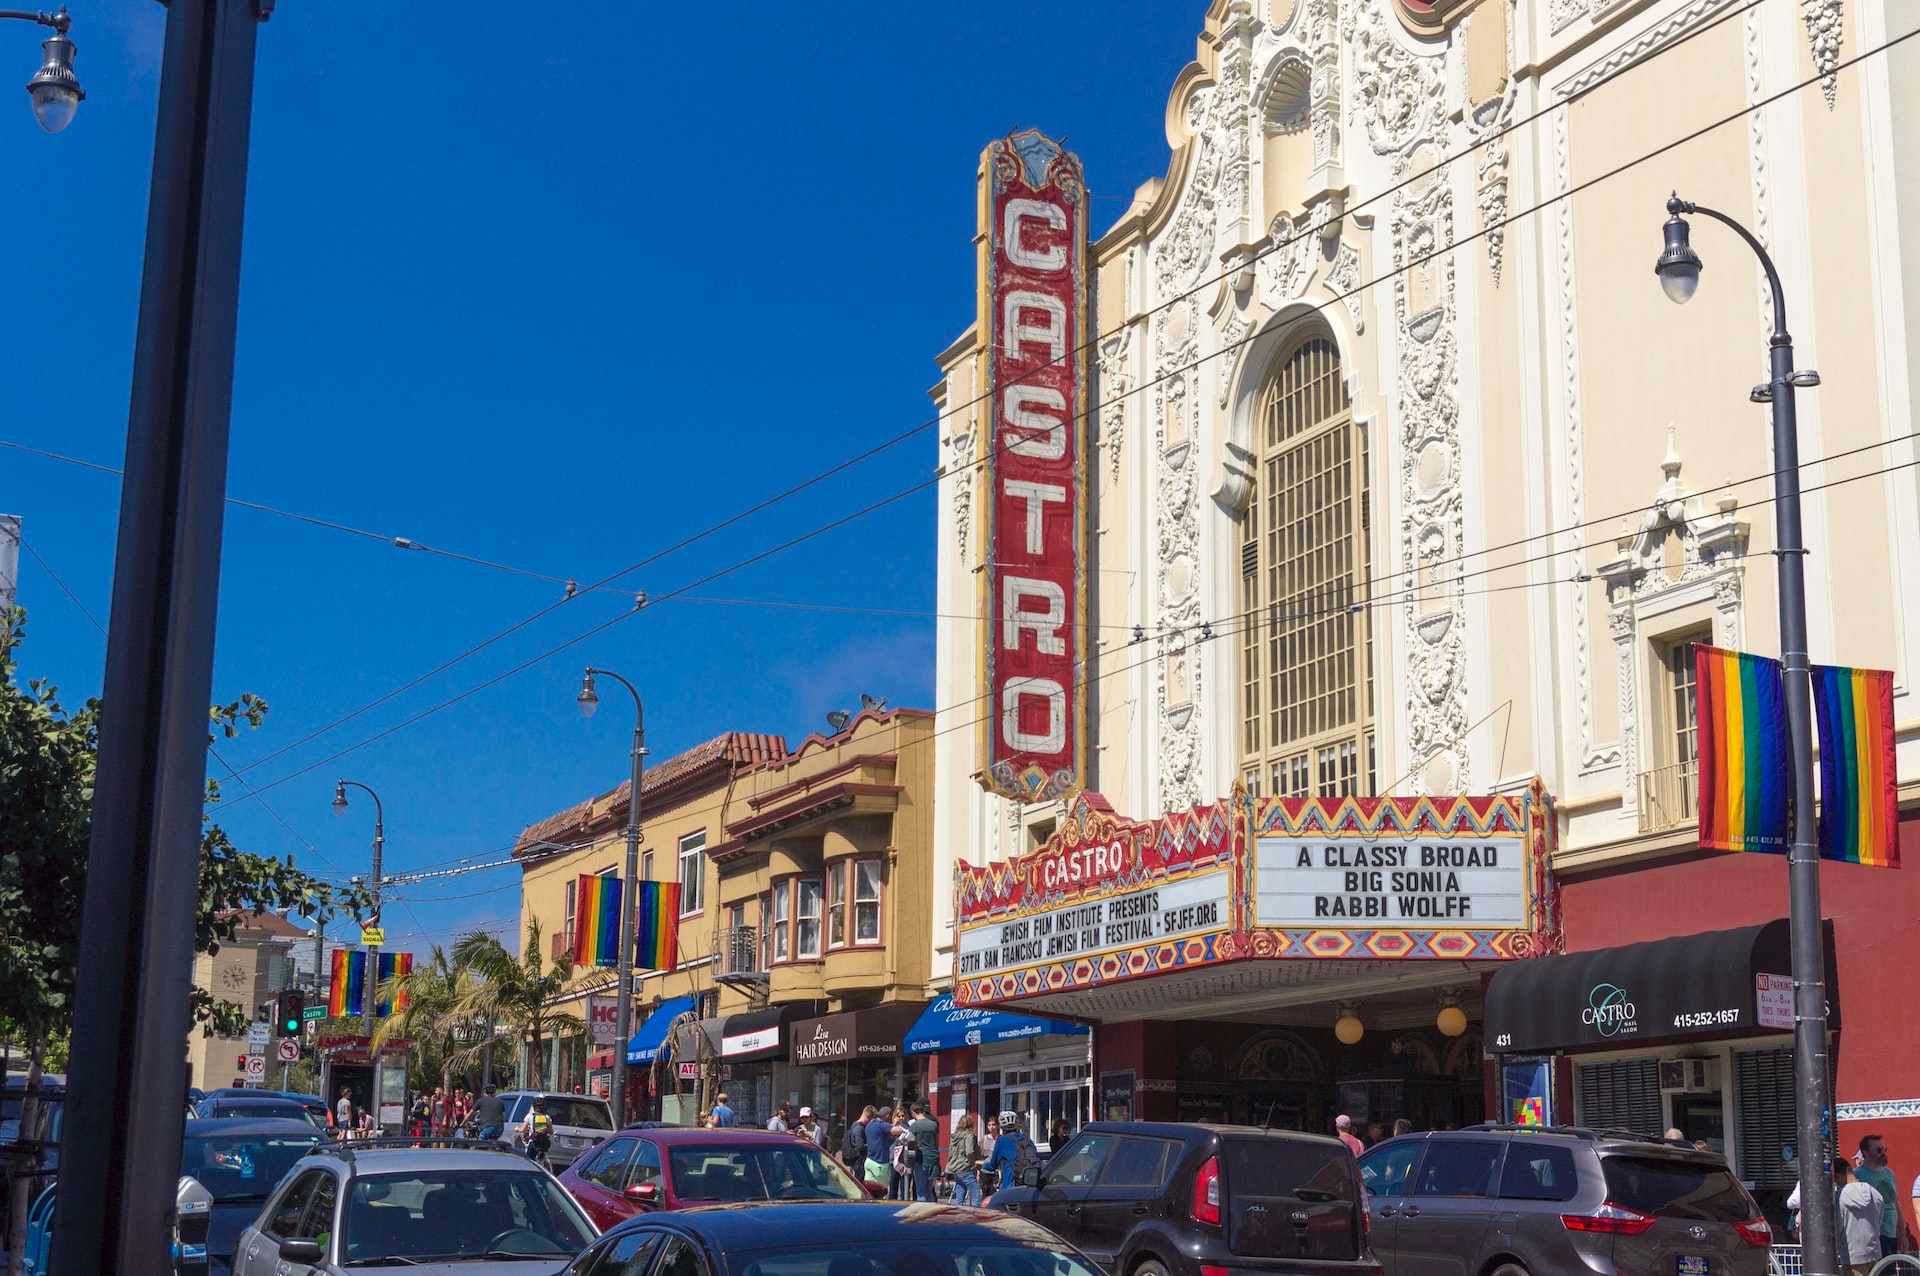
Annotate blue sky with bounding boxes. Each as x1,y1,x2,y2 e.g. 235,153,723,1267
0,3,1203,954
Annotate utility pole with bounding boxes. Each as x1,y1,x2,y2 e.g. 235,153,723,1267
51,4,265,1274
0,514,19,608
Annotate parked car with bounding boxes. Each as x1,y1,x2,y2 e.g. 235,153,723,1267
196,1096,328,1130
559,1200,1106,1276
0,1073,64,1256
487,1092,615,1171
991,1121,1378,1276
198,1088,331,1129
555,1128,878,1230
229,1138,599,1275
1356,1124,1771,1276
179,1116,326,1275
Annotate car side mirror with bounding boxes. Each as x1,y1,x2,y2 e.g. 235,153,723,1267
864,1181,889,1198
1022,1166,1044,1189
279,1238,323,1264
624,1183,660,1207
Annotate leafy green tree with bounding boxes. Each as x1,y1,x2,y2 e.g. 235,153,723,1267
451,919,601,1090
373,944,490,1101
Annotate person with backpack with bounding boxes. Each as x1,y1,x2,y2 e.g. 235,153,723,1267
518,1097,555,1169
889,1120,920,1200
843,1104,874,1171
907,1102,940,1202
982,1111,1041,1205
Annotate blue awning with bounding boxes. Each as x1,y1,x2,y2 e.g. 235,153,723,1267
901,994,1088,1055
627,994,697,1065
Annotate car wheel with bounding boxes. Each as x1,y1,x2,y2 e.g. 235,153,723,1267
1132,1259,1169,1276
1488,1264,1529,1276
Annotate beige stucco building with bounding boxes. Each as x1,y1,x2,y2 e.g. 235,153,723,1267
186,910,312,1093
924,0,1920,1196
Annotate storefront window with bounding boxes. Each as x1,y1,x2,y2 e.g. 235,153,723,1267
796,878,823,958
828,862,847,949
772,881,790,963
854,860,882,943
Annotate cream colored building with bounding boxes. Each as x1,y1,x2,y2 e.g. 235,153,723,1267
925,0,1920,1172
187,911,312,1093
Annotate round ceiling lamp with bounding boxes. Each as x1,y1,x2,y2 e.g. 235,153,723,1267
1437,991,1468,1038
1334,1002,1364,1046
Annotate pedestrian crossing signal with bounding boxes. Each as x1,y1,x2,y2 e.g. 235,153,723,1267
278,990,305,1037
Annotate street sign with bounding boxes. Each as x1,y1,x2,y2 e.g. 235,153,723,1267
244,1055,265,1080
246,1024,270,1046
276,1038,300,1062
360,926,385,946
302,1004,327,1022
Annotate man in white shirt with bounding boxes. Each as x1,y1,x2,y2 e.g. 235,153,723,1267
767,1102,791,1134
1790,1158,1884,1274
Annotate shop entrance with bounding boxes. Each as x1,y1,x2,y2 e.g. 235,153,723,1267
1672,1092,1726,1155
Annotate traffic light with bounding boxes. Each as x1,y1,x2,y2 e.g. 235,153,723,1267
277,990,305,1037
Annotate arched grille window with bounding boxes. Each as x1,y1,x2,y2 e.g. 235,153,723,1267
1239,334,1374,797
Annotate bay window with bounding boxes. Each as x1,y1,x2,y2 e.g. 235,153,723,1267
796,878,824,958
771,880,790,963
828,862,847,949
854,860,882,944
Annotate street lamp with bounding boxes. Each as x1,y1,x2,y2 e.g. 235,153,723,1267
0,7,83,132
333,779,391,1133
1656,192,1835,1276
577,666,648,1125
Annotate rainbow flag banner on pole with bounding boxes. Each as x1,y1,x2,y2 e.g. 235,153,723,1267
374,951,414,1016
329,948,365,1017
1694,644,1792,854
635,881,681,973
1812,663,1900,867
572,874,625,968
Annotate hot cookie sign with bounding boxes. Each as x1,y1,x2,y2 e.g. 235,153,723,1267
977,130,1089,802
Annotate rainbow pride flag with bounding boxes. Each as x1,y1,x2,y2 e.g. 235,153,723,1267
374,951,413,1016
572,874,624,968
329,948,364,1017
635,880,681,973
1812,663,1900,867
1695,644,1791,854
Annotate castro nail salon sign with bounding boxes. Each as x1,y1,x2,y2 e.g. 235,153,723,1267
975,128,1090,804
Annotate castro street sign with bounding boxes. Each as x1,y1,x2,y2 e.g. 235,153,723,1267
976,129,1090,804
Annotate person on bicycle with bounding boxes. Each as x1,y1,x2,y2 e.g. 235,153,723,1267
519,1097,555,1167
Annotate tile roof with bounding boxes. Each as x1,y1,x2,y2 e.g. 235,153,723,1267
514,731,787,857
214,910,311,940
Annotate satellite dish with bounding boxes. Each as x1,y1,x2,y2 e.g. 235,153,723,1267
826,710,852,732
859,693,888,713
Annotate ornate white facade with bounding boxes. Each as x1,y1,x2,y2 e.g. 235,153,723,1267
928,0,1920,971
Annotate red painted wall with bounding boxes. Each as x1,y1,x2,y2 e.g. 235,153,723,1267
1560,809,1920,1237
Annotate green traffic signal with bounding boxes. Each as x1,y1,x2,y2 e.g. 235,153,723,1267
278,990,305,1036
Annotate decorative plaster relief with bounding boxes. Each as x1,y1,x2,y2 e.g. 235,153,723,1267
1098,332,1132,488
949,411,976,565
1802,0,1843,109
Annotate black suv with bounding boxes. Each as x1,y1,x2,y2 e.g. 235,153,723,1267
1356,1124,1771,1276
992,1121,1380,1276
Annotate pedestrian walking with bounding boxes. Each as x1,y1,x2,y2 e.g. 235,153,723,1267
889,1119,919,1200
908,1102,940,1201
947,1113,984,1207
1790,1157,1882,1273
1854,1133,1910,1259
712,1092,735,1127
864,1105,896,1192
335,1087,355,1139
844,1104,874,1170
768,1102,791,1134
1334,1114,1364,1157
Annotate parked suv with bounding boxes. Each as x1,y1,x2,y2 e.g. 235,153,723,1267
489,1092,615,1172
1356,1124,1771,1276
992,1121,1379,1276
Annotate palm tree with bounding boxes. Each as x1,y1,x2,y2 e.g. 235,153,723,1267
451,918,604,1090
373,944,486,1102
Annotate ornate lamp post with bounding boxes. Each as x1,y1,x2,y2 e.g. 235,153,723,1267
578,666,648,1125
0,5,84,131
333,779,390,1131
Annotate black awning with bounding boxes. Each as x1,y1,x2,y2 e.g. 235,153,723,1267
718,1003,813,1063
1484,919,1839,1055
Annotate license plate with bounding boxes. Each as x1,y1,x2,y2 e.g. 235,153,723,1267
1677,1258,1708,1276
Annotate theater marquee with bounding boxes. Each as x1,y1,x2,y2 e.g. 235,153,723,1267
975,129,1089,803
953,783,1556,1009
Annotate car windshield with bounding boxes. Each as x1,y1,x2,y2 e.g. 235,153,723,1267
668,1143,867,1202
208,1102,320,1127
341,1167,596,1264
182,1133,320,1201
1600,1155,1754,1223
728,1238,1105,1276
546,1099,612,1130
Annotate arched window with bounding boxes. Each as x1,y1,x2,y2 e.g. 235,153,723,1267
1239,333,1373,797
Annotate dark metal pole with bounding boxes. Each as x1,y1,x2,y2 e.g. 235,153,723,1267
589,667,647,1127
50,2,263,1273
1671,197,1835,1276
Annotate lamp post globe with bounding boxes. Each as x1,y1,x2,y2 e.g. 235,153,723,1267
331,782,349,816
577,668,599,718
26,26,81,132
1654,197,1703,305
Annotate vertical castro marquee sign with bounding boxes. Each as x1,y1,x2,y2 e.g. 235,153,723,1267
978,129,1089,803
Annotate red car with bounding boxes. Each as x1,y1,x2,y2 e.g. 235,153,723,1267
555,1126,882,1229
